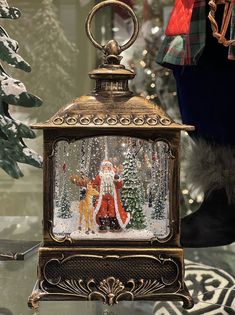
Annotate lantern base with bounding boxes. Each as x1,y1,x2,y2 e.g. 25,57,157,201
0,239,40,261
28,246,194,310
28,279,194,310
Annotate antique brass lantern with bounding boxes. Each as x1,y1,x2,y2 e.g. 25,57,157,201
29,0,194,309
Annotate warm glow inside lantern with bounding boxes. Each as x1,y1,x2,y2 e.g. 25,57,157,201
28,0,194,309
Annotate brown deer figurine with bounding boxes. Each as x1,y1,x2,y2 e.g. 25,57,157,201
70,175,99,234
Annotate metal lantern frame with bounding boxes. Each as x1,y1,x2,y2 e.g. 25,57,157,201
29,0,194,310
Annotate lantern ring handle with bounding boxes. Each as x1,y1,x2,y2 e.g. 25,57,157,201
85,0,139,53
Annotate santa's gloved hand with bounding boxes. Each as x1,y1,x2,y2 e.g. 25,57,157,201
114,174,120,180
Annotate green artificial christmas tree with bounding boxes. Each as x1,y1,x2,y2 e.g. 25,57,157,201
121,149,146,229
57,189,72,219
0,0,42,179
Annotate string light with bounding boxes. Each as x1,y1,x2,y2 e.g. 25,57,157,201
197,195,203,202
140,60,146,67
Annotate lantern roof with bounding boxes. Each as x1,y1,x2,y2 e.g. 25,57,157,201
31,90,193,131
31,1,194,133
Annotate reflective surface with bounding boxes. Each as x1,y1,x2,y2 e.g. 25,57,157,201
0,217,235,315
0,1,235,314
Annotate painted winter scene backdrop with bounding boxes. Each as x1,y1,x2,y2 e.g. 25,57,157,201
53,136,171,241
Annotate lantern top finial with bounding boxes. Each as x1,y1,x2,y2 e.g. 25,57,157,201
85,0,139,65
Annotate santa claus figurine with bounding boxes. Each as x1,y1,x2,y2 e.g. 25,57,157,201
92,160,130,232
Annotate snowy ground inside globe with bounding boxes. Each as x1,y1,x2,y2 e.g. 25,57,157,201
53,201,170,240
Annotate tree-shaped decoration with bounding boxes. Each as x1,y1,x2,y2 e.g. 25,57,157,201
13,0,79,121
57,189,72,219
57,162,72,219
121,149,146,229
0,0,43,179
151,144,167,220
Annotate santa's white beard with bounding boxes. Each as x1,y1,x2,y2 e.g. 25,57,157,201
99,170,115,194
99,170,115,179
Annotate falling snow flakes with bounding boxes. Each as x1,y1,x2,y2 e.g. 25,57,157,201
53,200,170,241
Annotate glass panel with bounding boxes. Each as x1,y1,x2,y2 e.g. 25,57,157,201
52,136,171,241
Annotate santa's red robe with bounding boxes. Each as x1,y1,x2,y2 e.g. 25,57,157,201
92,175,130,229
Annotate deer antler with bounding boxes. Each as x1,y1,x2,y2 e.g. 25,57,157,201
70,174,91,187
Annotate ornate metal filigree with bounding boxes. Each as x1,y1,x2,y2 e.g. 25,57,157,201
52,114,173,127
48,220,73,244
28,0,194,310
40,276,170,305
41,253,181,305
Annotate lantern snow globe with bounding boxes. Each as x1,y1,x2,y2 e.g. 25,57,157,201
29,0,194,309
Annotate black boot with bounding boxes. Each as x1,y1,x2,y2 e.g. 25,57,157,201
181,189,235,247
99,217,108,233
109,217,122,232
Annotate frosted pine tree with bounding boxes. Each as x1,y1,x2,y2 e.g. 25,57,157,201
151,144,168,220
57,189,72,219
121,150,146,229
10,0,79,121
0,0,43,178
152,195,166,220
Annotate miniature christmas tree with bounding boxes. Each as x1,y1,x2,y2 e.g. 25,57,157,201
151,146,167,220
121,150,146,229
152,195,166,220
57,189,72,219
0,0,43,179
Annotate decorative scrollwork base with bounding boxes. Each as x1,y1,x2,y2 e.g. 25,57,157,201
28,252,194,310
28,279,194,310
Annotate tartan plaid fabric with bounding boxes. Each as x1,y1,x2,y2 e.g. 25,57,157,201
157,0,235,67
